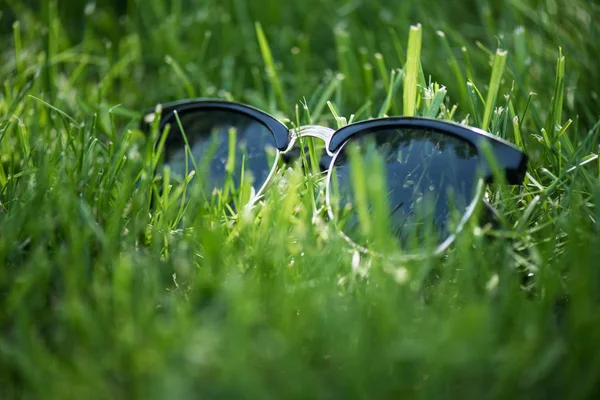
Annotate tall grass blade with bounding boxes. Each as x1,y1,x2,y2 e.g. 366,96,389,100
403,24,422,117
482,49,508,130
255,22,286,110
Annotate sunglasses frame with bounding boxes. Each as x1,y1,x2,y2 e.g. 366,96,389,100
142,98,527,259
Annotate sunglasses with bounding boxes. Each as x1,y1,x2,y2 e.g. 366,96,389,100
141,99,527,258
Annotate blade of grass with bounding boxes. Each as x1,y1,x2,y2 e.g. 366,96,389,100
13,21,23,76
482,49,508,130
310,73,344,122
165,55,196,99
545,48,566,138
425,85,447,119
255,22,286,110
403,24,422,117
374,53,390,91
436,30,468,106
377,69,403,117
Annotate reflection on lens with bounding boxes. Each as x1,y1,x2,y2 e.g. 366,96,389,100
163,109,278,193
330,128,480,250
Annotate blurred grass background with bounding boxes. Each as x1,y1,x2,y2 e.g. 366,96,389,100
2,0,599,124
1,0,600,398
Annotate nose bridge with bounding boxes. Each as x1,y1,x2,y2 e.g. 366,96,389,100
284,125,335,155
295,125,335,141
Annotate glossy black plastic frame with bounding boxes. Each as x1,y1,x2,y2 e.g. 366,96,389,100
141,98,527,185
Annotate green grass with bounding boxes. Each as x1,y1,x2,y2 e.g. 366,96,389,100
1,0,600,398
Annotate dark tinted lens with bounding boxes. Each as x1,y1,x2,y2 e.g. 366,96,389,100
330,128,480,249
163,109,278,191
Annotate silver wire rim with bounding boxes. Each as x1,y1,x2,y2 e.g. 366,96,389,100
253,150,282,202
